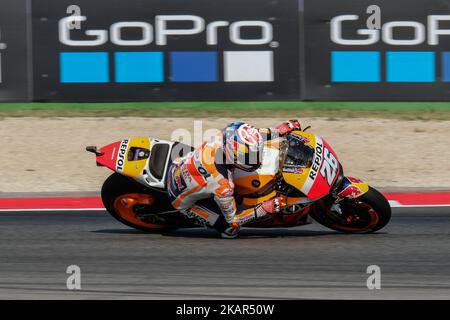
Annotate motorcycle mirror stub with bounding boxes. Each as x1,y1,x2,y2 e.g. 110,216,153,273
86,146,104,156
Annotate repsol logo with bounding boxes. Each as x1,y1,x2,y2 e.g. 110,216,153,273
59,15,274,47
309,141,323,181
331,15,450,46
116,139,129,172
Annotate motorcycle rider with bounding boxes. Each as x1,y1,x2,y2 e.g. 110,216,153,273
167,120,301,238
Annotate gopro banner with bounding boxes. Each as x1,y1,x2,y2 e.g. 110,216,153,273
32,0,300,101
304,0,450,100
0,0,30,101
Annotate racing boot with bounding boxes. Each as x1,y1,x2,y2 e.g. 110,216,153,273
220,221,240,239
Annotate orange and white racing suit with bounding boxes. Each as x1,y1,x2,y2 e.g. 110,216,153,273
167,121,300,232
167,133,268,231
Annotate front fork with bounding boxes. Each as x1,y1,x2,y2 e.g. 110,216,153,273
307,176,370,225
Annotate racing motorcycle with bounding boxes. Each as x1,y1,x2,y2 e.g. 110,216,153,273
87,128,391,234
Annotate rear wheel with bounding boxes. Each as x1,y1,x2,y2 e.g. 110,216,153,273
309,187,391,233
101,173,176,232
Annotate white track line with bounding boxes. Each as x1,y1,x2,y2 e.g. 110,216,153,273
389,204,450,208
388,200,450,208
1,200,450,212
0,204,450,212
0,208,106,212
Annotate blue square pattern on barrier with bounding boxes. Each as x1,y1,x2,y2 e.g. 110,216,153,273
60,52,109,83
387,52,435,82
170,52,218,82
115,52,164,83
331,51,380,82
441,52,450,82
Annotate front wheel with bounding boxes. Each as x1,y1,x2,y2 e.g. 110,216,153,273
101,173,176,232
309,187,391,233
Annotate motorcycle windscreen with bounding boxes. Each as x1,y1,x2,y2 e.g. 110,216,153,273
282,132,341,201
300,136,341,200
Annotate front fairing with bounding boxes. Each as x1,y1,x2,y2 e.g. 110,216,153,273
281,131,342,201
233,131,342,202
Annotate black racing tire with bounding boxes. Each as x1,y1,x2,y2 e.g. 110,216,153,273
309,186,391,234
101,173,176,232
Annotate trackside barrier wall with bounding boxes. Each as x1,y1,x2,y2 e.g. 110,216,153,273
32,0,301,101
304,0,450,100
0,0,31,101
3,0,450,101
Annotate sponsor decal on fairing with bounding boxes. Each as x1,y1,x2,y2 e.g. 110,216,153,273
116,139,129,172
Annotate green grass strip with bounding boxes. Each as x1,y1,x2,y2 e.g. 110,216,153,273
1,101,450,119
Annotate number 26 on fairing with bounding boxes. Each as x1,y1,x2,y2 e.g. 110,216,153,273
320,148,338,185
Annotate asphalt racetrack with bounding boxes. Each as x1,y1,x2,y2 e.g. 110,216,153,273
0,207,449,299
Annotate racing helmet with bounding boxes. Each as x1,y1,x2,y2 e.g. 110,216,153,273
223,121,264,171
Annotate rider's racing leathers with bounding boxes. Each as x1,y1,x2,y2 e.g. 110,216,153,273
167,121,300,236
